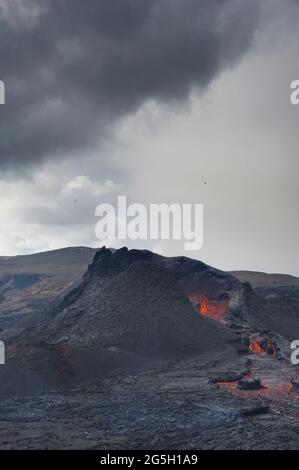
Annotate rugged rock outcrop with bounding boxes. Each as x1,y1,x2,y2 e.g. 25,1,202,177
0,247,238,397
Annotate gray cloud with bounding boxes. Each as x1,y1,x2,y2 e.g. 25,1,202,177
0,0,259,168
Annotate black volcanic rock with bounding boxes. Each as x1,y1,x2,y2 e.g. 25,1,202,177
0,247,299,447
237,281,299,340
45,257,233,358
291,379,299,392
239,405,270,417
87,246,156,279
0,248,238,397
85,247,239,301
238,378,263,390
164,255,239,299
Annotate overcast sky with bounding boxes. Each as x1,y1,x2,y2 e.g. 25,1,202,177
0,0,298,275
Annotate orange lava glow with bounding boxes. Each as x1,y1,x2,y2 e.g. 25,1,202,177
249,337,263,354
216,381,238,391
248,336,277,356
217,379,298,401
187,293,228,321
200,295,209,314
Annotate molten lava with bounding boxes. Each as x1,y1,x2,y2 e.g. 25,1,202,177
217,378,297,400
200,295,209,314
248,336,277,356
187,293,228,321
249,337,263,354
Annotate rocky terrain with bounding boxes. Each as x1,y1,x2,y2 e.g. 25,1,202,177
0,247,96,341
0,247,298,449
0,246,97,314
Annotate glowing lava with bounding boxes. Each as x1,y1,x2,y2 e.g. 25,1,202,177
249,337,263,354
217,379,297,399
200,295,209,314
187,293,228,321
248,336,277,356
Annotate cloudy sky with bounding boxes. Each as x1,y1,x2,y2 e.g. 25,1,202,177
0,0,298,275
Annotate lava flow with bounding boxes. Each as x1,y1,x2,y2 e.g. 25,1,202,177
249,336,263,354
200,295,209,314
187,293,229,321
217,378,298,400
249,336,277,356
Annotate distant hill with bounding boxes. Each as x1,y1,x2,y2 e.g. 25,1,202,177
0,246,97,278
230,271,299,288
0,247,97,315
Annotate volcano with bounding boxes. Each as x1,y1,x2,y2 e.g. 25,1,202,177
43,247,240,348
0,247,237,397
0,247,299,450
44,256,233,356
